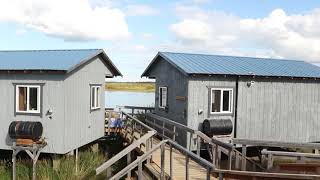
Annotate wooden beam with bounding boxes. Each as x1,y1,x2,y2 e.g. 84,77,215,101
233,138,320,149
261,150,320,159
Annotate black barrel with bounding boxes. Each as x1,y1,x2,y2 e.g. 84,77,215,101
202,119,233,137
8,121,43,141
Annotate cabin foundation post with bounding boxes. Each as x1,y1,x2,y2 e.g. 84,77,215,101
241,145,247,171
75,148,79,176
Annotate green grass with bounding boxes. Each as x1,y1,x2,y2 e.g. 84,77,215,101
106,82,155,92
0,150,105,180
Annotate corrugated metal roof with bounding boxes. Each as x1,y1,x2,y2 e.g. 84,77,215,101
142,52,320,78
0,49,121,76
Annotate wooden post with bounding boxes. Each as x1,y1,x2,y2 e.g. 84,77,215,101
108,111,111,135
32,148,36,180
219,172,224,180
138,160,142,180
241,145,247,171
228,150,232,170
196,136,201,156
267,154,273,170
162,121,165,139
75,148,79,176
189,133,193,151
12,147,17,180
186,155,189,180
170,145,173,179
127,152,131,178
173,126,176,141
235,151,240,170
160,144,165,180
131,108,134,116
217,148,221,169
315,149,319,154
211,144,216,166
206,167,211,180
215,145,220,168
146,138,150,164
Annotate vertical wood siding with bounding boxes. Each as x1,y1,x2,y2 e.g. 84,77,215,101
0,74,65,153
237,78,320,142
0,57,112,154
63,57,111,153
148,57,189,146
187,76,237,132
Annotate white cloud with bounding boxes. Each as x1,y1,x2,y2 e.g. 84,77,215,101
126,4,158,16
170,7,320,61
0,0,130,41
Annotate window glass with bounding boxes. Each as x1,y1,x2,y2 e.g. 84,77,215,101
212,90,221,112
96,87,100,108
18,87,27,111
91,87,96,108
211,88,233,114
159,87,167,108
29,87,38,111
91,86,101,110
222,90,230,111
16,85,40,113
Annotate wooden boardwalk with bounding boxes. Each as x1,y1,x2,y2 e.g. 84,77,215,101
151,138,217,180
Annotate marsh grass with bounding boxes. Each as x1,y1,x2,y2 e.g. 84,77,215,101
105,82,155,92
0,150,105,180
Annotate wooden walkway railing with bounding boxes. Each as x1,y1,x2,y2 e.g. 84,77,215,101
98,108,320,180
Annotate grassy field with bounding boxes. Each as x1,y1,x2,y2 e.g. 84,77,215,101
105,82,155,92
0,150,106,180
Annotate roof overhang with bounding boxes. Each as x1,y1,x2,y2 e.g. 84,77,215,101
67,49,122,77
141,52,188,78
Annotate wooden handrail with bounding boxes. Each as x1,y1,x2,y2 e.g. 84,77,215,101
146,113,195,133
122,111,156,132
96,131,156,175
110,140,168,180
110,139,215,180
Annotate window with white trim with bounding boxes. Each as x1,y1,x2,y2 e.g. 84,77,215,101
159,87,167,108
16,85,41,114
91,85,101,110
210,88,233,114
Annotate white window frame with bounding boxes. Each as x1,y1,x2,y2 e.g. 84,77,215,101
15,85,41,114
210,88,233,114
91,85,101,110
158,86,167,109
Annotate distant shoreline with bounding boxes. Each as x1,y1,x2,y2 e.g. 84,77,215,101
105,82,155,92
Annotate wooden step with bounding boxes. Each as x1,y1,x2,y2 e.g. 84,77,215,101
134,170,153,180
275,163,320,174
144,163,170,180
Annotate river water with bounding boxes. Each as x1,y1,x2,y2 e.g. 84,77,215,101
105,91,155,109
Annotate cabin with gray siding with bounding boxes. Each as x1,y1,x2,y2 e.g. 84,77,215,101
142,52,320,147
0,49,121,154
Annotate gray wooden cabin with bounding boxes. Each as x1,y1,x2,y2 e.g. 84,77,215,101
142,52,320,147
0,49,122,154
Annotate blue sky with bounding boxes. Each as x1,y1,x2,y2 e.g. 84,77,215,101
0,0,320,81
